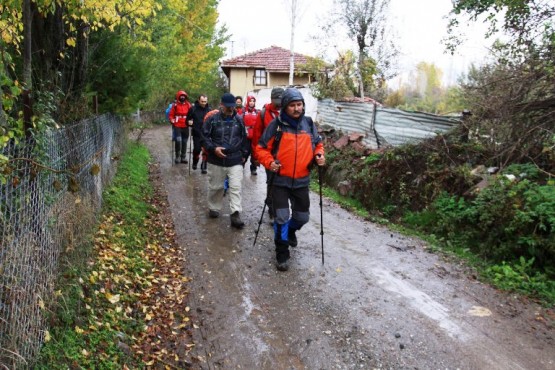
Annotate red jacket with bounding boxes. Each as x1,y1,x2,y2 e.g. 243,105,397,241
251,103,279,159
170,101,192,128
242,110,259,141
169,90,192,128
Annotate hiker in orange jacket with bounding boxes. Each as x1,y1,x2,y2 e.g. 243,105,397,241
255,88,325,271
169,90,192,164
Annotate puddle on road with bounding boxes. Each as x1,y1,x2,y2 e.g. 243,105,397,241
239,278,271,355
372,265,467,340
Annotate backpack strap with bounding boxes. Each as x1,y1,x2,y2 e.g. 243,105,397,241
271,123,284,157
261,105,278,123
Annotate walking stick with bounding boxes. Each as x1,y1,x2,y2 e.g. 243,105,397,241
170,137,174,166
253,162,280,247
188,126,192,175
170,127,175,166
318,164,324,265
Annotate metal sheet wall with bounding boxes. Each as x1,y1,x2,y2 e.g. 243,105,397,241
316,98,461,148
316,99,379,148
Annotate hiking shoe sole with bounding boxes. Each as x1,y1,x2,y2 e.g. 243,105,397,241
276,261,289,271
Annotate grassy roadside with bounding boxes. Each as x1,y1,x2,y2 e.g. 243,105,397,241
35,142,195,368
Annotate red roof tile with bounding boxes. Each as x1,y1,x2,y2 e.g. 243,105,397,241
220,45,313,72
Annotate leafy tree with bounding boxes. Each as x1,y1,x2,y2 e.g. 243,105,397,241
87,0,226,113
447,0,554,59
0,0,226,141
139,0,227,110
447,0,554,171
305,51,356,100
386,62,465,114
316,0,398,100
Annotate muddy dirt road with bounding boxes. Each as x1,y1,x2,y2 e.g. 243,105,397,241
142,125,553,369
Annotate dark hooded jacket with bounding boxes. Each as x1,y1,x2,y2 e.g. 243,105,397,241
187,100,212,136
202,109,249,167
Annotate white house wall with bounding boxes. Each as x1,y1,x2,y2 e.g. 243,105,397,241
247,86,318,119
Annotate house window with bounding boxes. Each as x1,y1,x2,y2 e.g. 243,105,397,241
254,69,267,86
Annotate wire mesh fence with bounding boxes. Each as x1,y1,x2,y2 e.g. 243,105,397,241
0,113,124,368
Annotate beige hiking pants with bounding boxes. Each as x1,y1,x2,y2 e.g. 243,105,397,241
207,164,243,214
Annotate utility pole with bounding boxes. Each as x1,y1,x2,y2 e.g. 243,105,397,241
288,0,298,86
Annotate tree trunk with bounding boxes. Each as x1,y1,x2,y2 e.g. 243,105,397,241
23,0,33,136
358,50,365,99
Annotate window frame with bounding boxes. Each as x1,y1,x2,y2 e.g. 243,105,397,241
253,69,267,86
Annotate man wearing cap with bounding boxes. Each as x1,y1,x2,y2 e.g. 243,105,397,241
251,87,284,220
201,92,249,229
256,88,326,271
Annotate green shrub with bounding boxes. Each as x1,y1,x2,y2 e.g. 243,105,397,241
420,179,555,271
485,258,555,304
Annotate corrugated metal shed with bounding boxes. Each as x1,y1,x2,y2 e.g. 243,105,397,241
316,99,379,148
316,99,461,148
376,108,461,147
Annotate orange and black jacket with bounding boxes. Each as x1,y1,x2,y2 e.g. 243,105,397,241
256,113,324,189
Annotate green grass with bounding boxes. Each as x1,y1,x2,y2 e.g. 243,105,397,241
35,142,153,369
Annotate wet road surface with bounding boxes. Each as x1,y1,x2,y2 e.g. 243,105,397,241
143,125,554,369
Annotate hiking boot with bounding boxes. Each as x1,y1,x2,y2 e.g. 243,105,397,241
201,170,208,174
275,239,290,271
230,211,245,229
288,229,298,248
208,210,219,218
181,158,188,164
276,260,289,271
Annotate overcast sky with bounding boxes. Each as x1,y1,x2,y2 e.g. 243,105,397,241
217,0,493,86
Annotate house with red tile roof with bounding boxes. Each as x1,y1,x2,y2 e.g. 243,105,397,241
220,45,317,97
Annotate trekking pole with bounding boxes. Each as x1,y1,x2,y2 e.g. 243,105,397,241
253,161,280,247
188,126,192,175
170,133,175,166
318,161,324,265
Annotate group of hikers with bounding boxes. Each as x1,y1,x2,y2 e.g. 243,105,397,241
167,87,326,271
